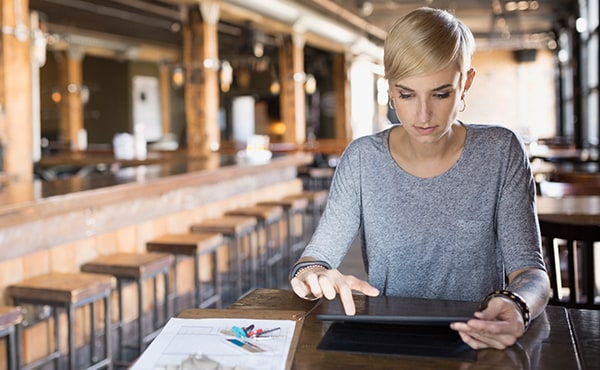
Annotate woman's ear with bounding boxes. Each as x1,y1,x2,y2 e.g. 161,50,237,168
462,68,476,97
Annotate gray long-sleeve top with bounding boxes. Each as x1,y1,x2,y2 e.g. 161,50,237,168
301,123,545,301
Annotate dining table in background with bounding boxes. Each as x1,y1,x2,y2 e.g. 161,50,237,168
536,194,600,307
536,195,600,225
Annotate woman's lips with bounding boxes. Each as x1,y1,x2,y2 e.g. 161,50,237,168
414,126,436,135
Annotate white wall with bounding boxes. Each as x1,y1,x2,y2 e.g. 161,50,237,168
459,48,557,142
350,59,376,139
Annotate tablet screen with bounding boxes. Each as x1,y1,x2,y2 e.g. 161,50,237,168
316,295,479,325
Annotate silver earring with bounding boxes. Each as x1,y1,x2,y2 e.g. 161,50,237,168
388,99,395,111
459,98,466,112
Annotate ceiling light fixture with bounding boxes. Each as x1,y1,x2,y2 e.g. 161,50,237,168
504,0,539,12
357,0,374,16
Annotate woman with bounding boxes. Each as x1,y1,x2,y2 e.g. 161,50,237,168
289,7,550,350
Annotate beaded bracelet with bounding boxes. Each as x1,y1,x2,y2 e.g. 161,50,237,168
480,289,531,331
289,260,332,281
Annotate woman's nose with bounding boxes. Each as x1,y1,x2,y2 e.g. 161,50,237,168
416,100,431,123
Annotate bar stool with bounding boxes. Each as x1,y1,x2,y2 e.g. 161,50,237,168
146,232,224,309
81,252,174,365
0,306,23,370
225,205,285,288
258,197,309,275
189,216,257,306
304,167,335,191
8,272,114,370
284,190,328,242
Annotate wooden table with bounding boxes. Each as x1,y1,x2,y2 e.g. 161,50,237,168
179,289,586,370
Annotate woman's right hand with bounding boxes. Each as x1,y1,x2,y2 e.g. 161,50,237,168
290,267,380,315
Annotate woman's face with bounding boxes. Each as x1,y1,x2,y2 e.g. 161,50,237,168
389,65,474,144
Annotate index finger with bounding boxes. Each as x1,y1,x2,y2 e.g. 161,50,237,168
338,284,356,315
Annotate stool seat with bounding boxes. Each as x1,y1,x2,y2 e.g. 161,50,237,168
81,252,174,279
225,205,283,223
8,272,116,304
284,190,328,205
147,233,224,255
0,306,23,370
190,215,257,235
259,197,309,212
147,233,224,309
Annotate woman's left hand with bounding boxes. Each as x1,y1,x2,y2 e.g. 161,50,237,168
450,296,526,349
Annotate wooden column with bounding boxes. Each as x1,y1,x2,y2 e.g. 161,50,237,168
159,62,172,137
183,2,220,156
56,48,84,151
0,0,33,181
279,33,306,145
333,52,352,141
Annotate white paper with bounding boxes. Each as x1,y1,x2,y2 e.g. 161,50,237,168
129,317,297,370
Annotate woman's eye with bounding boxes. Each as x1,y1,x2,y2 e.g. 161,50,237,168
435,92,451,99
399,93,412,99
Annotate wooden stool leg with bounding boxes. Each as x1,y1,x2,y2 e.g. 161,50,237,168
193,254,201,308
171,256,180,314
4,324,20,370
90,302,96,364
7,328,15,370
104,294,112,370
266,220,283,288
163,272,170,332
117,280,125,362
197,251,222,308
67,304,76,370
233,238,243,300
214,251,222,308
137,279,144,356
53,308,60,369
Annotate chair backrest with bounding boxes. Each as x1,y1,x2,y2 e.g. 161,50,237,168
538,219,600,308
538,180,600,197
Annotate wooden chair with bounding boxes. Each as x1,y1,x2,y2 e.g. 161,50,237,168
539,219,600,308
538,180,600,197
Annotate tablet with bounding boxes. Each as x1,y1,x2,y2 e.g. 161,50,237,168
316,295,479,325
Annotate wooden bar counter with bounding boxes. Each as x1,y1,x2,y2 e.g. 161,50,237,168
0,151,312,296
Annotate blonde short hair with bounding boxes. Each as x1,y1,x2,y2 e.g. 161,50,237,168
384,7,475,83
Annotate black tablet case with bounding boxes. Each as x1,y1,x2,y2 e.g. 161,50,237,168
316,295,478,361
